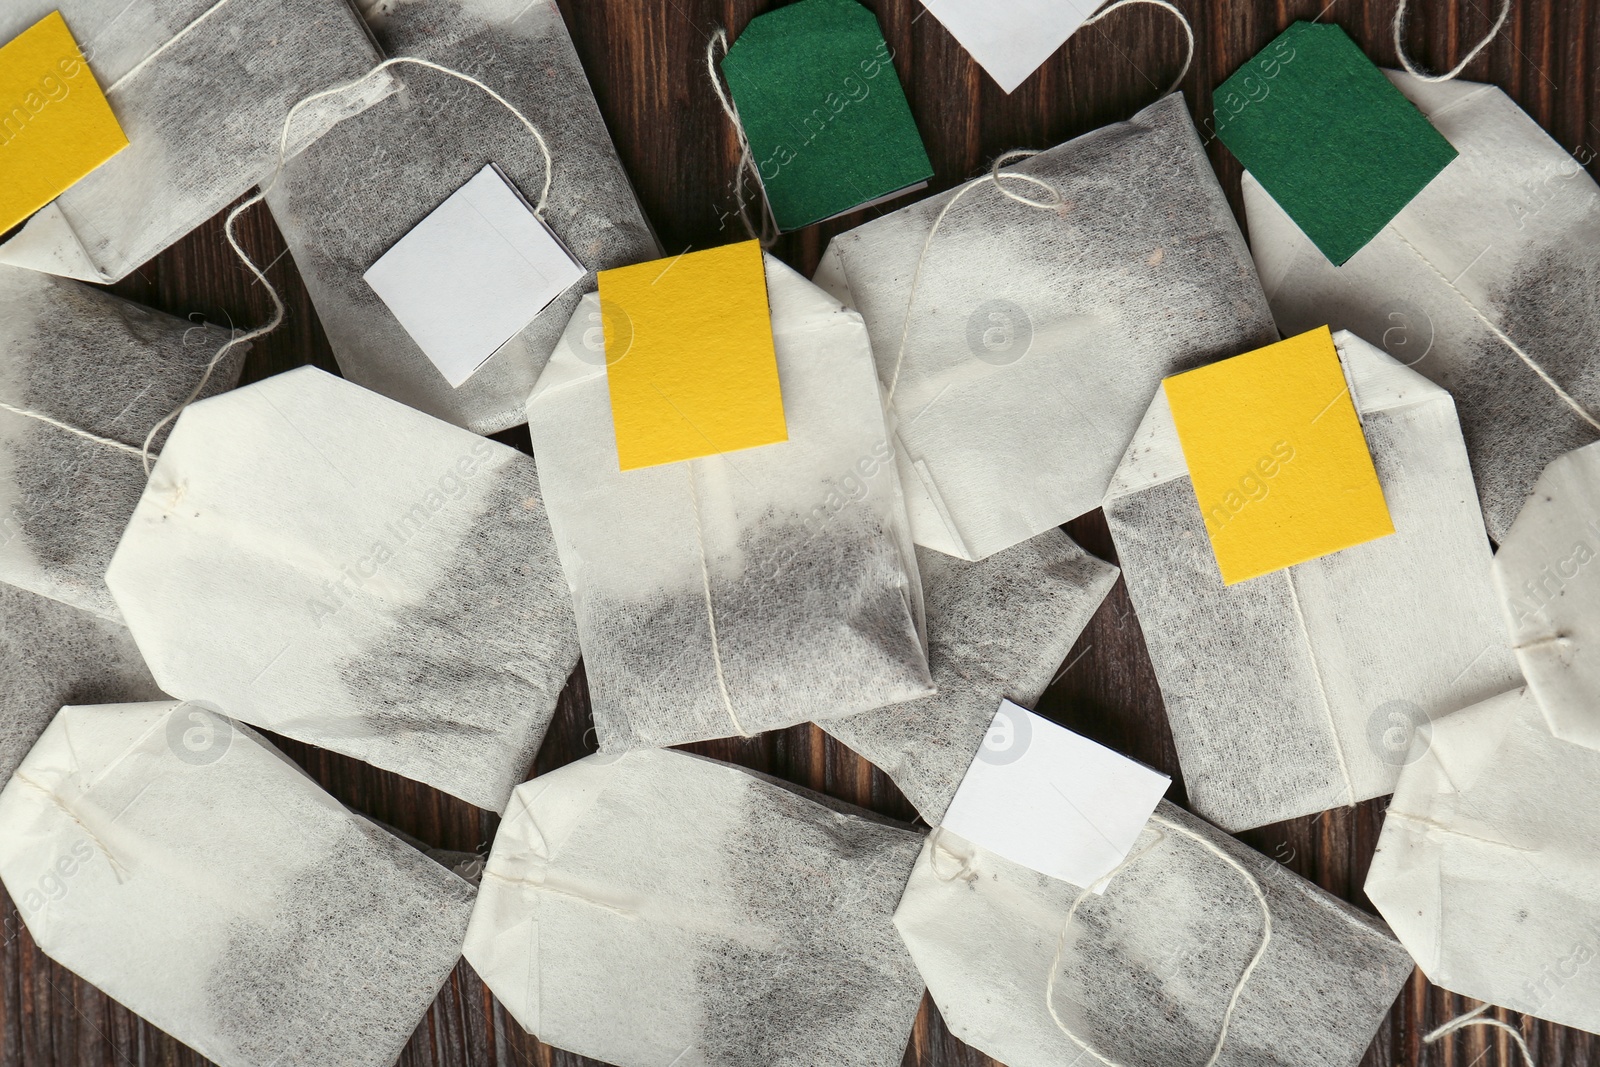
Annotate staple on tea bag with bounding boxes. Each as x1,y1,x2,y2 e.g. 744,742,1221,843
1491,441,1600,751
1103,329,1519,831
264,0,659,433
1245,69,1600,541
819,528,1118,823
464,748,925,1067
105,367,580,812
813,92,1277,561
0,584,163,788
0,700,475,1067
896,800,1413,1067
1364,687,1600,1037
0,265,244,620
529,256,932,751
0,0,396,284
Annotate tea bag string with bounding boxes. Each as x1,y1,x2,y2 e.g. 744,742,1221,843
884,152,1064,405
1384,227,1600,433
2,58,558,476
10,772,131,882
0,402,145,458
1392,0,1512,83
141,57,563,480
706,31,781,248
1391,0,1591,430
1425,1004,1538,1066
1045,814,1273,1067
684,463,751,738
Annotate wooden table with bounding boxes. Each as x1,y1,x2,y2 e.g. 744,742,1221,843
4,0,1596,1064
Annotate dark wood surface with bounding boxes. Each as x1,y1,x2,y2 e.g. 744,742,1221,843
3,0,1597,1064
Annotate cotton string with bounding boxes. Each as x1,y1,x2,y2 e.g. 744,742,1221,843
1045,815,1273,1067
1385,227,1600,433
706,30,780,247
105,0,238,92
883,151,1063,404
1387,0,1593,434
0,401,145,457
131,56,563,479
1081,0,1195,96
1392,0,1513,83
927,826,979,882
1425,1004,1538,1066
684,464,750,738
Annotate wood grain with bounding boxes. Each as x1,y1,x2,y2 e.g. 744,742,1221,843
3,0,1597,1064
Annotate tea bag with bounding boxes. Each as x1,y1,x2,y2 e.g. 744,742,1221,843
0,0,394,284
528,256,932,751
264,0,659,434
812,92,1278,561
1491,441,1600,750
464,748,926,1067
1245,72,1600,541
1365,687,1600,1036
105,366,579,813
1103,329,1519,831
0,700,474,1067
0,585,162,788
0,263,243,620
820,529,1118,823
896,801,1413,1067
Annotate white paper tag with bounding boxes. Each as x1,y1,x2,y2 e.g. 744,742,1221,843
940,700,1170,888
364,163,586,389
916,0,1100,95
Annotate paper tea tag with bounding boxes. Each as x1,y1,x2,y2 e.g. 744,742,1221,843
940,700,1170,889
915,0,1097,94
0,12,128,235
364,163,586,389
597,240,788,470
1164,325,1395,585
1214,21,1457,265
720,0,933,231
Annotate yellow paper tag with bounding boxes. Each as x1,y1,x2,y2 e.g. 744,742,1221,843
599,241,788,470
1163,326,1395,585
0,12,128,235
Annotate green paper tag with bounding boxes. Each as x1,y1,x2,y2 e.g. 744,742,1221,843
1214,21,1458,265
720,0,934,232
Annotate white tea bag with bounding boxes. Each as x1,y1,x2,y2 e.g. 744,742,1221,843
0,0,394,284
1246,72,1600,541
896,801,1413,1067
0,700,475,1067
464,748,926,1067
1103,330,1519,831
529,257,932,751
1491,441,1600,749
0,264,243,620
105,366,579,812
1365,687,1600,1036
0,584,162,788
813,93,1278,561
265,0,659,434
820,529,1117,823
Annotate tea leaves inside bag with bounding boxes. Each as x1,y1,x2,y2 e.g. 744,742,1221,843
0,265,242,620
267,0,658,433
